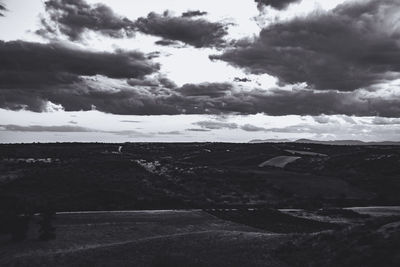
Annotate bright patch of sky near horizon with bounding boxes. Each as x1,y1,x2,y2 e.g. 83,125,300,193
1,108,400,143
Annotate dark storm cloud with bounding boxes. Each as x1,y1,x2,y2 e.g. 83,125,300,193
212,0,400,91
135,11,230,48
166,84,400,117
0,40,159,85
38,0,135,40
3,81,400,117
2,53,400,119
0,39,159,111
181,10,208,18
38,85,177,115
39,1,230,47
154,39,182,47
0,76,177,115
177,83,232,97
126,78,159,87
0,40,164,113
1,40,399,117
255,0,301,10
234,77,252,83
127,76,177,88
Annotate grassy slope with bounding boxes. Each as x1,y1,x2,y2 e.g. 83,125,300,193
1,210,289,267
275,216,400,267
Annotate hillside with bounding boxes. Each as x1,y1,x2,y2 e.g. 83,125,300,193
0,142,399,213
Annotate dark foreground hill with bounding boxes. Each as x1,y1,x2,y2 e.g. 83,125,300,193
1,209,399,267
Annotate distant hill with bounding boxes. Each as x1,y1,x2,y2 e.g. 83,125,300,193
249,139,292,144
249,138,400,146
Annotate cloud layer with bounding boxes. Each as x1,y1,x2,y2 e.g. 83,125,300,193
1,0,400,119
135,11,230,48
255,0,301,10
38,0,136,40
38,0,230,48
0,40,161,112
212,0,400,91
2,56,400,118
0,40,159,82
181,10,208,18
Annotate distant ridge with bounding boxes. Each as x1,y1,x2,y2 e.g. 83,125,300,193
249,138,400,146
248,139,292,144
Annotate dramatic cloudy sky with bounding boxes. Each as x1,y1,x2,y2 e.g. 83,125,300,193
0,0,400,143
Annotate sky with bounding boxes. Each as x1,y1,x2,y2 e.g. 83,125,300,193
0,0,400,143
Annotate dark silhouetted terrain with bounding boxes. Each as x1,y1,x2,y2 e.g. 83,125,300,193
0,142,399,266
